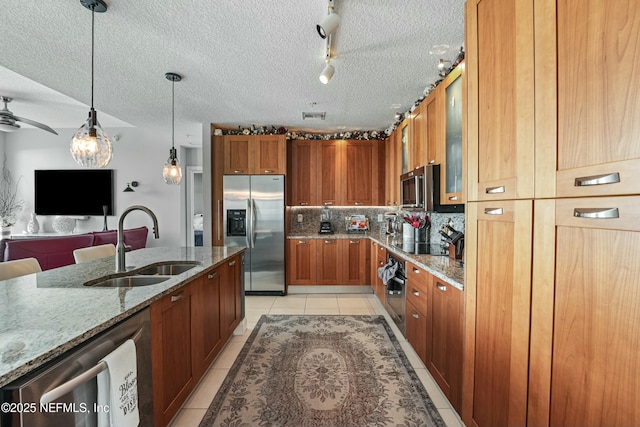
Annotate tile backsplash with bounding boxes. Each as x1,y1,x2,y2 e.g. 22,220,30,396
289,206,464,243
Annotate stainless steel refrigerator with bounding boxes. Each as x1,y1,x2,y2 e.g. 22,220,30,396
223,175,285,295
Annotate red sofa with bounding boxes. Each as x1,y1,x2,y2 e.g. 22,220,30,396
1,227,149,271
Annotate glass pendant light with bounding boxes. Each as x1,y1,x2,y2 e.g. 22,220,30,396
162,72,183,185
70,0,112,168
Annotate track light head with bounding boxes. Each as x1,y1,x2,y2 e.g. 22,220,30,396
319,61,335,84
317,12,340,39
438,59,452,70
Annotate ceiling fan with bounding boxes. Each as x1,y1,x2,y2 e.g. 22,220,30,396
0,96,58,135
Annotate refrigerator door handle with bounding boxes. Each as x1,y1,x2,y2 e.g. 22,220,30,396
251,198,257,248
245,198,252,249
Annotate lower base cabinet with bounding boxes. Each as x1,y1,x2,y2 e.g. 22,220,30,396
151,253,243,426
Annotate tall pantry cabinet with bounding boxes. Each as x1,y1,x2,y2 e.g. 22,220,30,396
465,0,640,426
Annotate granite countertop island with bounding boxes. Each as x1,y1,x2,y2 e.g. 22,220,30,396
0,246,245,388
288,233,464,290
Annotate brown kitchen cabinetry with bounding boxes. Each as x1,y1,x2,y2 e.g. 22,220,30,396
317,238,343,285
342,238,368,285
384,131,400,206
192,267,223,378
287,140,317,206
405,261,430,364
223,134,285,175
317,140,341,206
219,255,242,339
409,101,427,171
343,140,382,206
405,299,428,366
441,62,465,205
373,243,387,301
212,133,225,246
151,283,196,427
287,239,317,285
428,275,464,413
425,85,443,166
466,0,535,202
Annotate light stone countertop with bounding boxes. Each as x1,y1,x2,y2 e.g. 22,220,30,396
288,233,464,290
0,246,245,388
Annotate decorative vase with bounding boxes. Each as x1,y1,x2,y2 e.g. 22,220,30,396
27,213,40,234
0,226,10,239
52,216,76,234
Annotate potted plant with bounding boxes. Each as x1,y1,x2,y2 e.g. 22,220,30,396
0,162,23,237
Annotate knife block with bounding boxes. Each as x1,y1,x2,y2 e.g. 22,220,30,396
449,240,464,260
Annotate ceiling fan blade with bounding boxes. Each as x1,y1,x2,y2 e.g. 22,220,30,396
13,115,58,135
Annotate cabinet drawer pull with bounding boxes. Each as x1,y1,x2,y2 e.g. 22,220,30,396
428,159,436,164
298,240,307,244
228,260,236,266
573,207,619,219
486,186,505,194
412,312,420,319
412,268,420,274
412,289,420,297
448,196,459,201
324,240,335,244
324,202,333,206
408,171,414,177
574,172,620,187
233,169,244,173
349,240,360,244
379,247,385,251
170,292,184,302
299,202,308,206
264,169,275,173
208,272,217,279
355,202,364,206
437,284,447,292
484,208,504,215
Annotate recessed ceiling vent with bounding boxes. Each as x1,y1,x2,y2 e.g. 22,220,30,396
302,112,326,120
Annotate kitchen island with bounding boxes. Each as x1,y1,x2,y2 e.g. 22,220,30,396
0,246,245,388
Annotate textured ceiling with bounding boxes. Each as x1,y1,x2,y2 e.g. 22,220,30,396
0,0,465,142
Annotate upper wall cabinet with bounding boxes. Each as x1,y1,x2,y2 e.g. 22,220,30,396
535,0,640,198
288,139,317,206
410,102,427,171
425,85,444,166
441,62,465,205
223,134,286,175
466,0,535,201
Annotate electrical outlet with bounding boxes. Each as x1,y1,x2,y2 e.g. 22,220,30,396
377,214,384,222
297,214,303,223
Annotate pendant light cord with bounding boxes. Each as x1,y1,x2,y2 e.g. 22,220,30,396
91,6,95,110
172,79,175,150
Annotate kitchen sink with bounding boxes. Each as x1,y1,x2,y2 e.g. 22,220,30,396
135,261,200,276
85,276,169,288
84,261,201,287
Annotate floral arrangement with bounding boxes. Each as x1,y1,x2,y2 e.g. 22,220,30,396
0,163,23,228
214,126,386,141
403,212,430,229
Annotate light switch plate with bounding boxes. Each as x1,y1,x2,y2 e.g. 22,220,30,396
297,214,303,223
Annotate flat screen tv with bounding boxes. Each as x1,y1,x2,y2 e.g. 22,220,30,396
35,169,115,216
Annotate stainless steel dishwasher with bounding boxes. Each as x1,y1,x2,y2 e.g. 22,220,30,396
1,308,153,427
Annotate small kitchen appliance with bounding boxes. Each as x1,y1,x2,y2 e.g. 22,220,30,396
319,221,334,234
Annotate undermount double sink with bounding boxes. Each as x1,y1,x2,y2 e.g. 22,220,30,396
84,261,201,288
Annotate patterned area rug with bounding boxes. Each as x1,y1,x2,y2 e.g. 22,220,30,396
199,315,445,427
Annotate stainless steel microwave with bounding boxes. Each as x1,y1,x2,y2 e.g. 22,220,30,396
400,165,464,213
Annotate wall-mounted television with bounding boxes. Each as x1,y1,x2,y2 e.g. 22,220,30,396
35,169,115,216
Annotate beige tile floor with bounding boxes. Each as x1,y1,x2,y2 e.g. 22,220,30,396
170,293,466,427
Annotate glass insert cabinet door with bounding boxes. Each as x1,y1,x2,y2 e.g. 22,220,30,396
444,70,463,202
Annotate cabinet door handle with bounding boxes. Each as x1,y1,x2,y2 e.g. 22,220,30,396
264,169,274,173
412,312,420,319
299,202,308,206
379,247,385,251
484,208,504,215
448,196,459,201
208,272,217,279
349,240,360,244
324,240,335,244
355,202,364,206
170,292,184,302
573,207,619,219
437,284,447,292
233,169,244,174
379,261,384,266
412,289,420,297
298,240,307,244
486,186,505,194
428,159,436,164
324,202,333,206
229,260,236,266
574,172,620,187
412,268,420,274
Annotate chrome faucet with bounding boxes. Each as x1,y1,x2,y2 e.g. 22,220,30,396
116,205,160,272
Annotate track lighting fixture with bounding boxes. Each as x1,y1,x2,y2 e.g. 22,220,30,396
317,0,340,39
162,72,183,185
70,0,112,168
320,59,335,84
